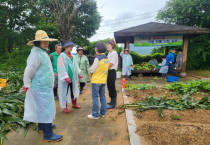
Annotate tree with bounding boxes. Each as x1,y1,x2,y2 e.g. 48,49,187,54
0,0,31,53
156,0,210,28
84,38,122,55
151,47,165,55
32,0,101,42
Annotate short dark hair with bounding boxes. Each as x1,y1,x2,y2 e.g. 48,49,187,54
161,55,166,59
34,41,41,47
55,44,62,49
95,42,106,53
107,39,116,49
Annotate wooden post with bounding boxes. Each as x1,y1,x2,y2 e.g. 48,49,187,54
125,38,130,49
181,35,189,72
165,46,168,55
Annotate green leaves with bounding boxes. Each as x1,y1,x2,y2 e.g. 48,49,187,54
123,95,210,117
157,108,163,117
163,80,210,95
125,83,157,91
170,114,181,120
133,62,156,71
0,82,32,142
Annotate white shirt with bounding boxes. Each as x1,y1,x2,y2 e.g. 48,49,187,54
89,58,99,73
108,50,118,70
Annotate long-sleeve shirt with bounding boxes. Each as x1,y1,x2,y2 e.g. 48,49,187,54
90,58,99,74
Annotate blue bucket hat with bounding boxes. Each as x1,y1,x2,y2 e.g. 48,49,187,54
62,41,75,49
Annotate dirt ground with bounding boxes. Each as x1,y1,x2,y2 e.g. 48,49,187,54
124,77,210,145
4,79,129,145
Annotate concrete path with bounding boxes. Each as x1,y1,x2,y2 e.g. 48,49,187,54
4,81,128,145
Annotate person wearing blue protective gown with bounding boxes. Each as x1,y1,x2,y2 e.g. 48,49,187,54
23,30,63,142
165,48,176,75
120,49,133,79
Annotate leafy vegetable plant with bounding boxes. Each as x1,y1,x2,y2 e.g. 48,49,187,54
125,83,157,91
163,80,210,95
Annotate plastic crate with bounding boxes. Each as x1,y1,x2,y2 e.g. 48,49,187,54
167,76,179,82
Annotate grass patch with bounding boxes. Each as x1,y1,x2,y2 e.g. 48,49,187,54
189,70,210,78
170,114,181,120
124,135,130,140
101,120,105,124
114,131,119,136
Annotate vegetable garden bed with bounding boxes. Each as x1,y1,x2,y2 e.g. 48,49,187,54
0,72,35,144
121,80,210,145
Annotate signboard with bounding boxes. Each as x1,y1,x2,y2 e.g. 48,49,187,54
134,35,183,47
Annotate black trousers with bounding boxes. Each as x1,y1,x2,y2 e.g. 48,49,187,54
107,70,117,102
80,82,86,89
168,63,174,75
67,83,74,99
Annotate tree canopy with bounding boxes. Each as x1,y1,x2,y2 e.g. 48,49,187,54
0,0,101,54
157,0,210,28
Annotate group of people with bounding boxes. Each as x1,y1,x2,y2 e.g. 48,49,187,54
22,30,119,142
148,49,183,77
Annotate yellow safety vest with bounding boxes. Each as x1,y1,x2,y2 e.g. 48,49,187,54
91,54,109,84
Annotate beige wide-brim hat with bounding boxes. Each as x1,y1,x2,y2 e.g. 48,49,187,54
27,30,57,45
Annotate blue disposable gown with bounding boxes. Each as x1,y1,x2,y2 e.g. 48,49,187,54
165,52,175,66
120,52,133,76
57,52,80,109
23,46,56,123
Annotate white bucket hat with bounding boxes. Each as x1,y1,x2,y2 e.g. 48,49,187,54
27,30,57,45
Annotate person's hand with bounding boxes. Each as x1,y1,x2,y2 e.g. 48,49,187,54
170,62,172,64
65,78,71,84
78,74,83,80
22,86,28,94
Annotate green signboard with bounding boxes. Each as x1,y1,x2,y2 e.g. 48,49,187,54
134,35,183,47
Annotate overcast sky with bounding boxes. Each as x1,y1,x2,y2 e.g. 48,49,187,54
89,0,168,42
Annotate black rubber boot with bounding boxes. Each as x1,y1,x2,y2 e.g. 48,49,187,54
53,88,58,100
80,87,83,94
107,98,116,109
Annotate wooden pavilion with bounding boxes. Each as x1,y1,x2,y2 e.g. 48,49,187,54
114,22,210,75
